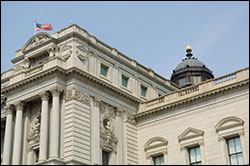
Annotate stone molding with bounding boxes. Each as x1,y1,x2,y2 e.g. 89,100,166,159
215,116,244,132
64,86,90,106
1,94,6,105
144,136,168,151
50,86,63,97
39,91,50,101
4,105,14,115
125,112,136,125
135,79,249,119
115,107,124,117
137,92,249,130
15,101,25,111
178,127,204,142
100,103,116,119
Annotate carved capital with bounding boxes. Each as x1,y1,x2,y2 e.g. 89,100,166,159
93,97,101,107
50,86,63,97
115,108,124,117
4,105,14,115
15,101,25,111
39,91,50,101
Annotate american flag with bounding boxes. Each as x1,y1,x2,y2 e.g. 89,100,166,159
35,22,52,31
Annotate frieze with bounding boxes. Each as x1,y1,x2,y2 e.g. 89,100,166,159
64,86,90,106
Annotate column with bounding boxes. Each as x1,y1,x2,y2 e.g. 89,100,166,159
49,86,62,159
116,108,124,164
27,148,34,165
2,105,14,165
93,97,101,164
12,101,25,165
39,91,50,161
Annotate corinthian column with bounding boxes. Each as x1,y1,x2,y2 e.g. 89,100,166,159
49,86,62,159
39,91,50,162
2,105,14,165
12,101,25,165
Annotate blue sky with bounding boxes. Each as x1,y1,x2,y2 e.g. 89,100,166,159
1,1,249,79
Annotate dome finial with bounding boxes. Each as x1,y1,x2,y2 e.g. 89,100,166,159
186,45,193,58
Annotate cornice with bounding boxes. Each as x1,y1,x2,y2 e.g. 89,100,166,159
134,79,249,120
1,65,142,104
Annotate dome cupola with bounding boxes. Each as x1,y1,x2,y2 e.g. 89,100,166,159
171,45,214,87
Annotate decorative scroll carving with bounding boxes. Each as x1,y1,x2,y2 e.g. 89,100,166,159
93,97,101,107
22,33,52,52
39,91,50,101
64,86,90,106
15,101,25,111
115,107,124,117
47,44,60,59
4,105,14,115
50,86,63,97
125,112,136,125
27,115,41,146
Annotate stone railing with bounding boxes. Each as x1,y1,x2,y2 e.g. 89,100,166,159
214,73,237,85
142,67,249,110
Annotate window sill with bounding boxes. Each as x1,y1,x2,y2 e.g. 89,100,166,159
100,74,112,84
121,85,132,94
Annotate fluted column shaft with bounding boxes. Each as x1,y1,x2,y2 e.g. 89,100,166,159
12,101,25,165
2,105,14,165
39,91,50,161
49,87,62,159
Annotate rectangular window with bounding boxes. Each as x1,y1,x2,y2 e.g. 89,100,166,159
179,77,186,87
101,64,108,77
141,85,147,97
122,75,129,87
188,146,202,165
102,150,110,165
153,154,164,165
227,137,244,165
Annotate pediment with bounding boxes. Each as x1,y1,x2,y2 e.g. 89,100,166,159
178,127,204,142
22,32,53,52
144,137,168,151
215,116,244,132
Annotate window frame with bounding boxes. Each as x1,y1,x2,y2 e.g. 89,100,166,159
188,146,202,165
140,85,147,98
153,154,165,165
226,136,244,165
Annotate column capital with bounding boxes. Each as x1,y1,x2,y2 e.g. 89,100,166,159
39,91,50,101
50,86,63,97
93,97,101,107
115,107,124,117
14,101,25,111
4,105,14,115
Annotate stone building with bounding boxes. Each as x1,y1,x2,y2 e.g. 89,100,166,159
1,24,249,165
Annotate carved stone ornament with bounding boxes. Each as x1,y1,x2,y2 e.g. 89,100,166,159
4,105,14,115
100,103,116,119
125,112,136,125
93,97,101,107
50,86,63,97
27,116,41,146
15,101,25,111
76,45,88,61
47,44,60,58
64,86,90,106
22,33,52,52
59,45,72,61
100,117,118,152
1,94,6,105
39,91,50,101
115,108,124,117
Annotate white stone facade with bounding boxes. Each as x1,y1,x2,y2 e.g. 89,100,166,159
1,24,249,165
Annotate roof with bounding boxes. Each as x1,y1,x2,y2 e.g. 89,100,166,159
175,57,206,71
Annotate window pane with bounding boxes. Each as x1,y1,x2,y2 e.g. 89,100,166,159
230,155,238,165
228,139,236,154
141,86,147,97
153,155,164,165
160,156,164,165
195,147,201,162
122,76,128,87
237,154,244,165
179,77,185,87
234,137,242,153
101,65,108,76
189,148,196,163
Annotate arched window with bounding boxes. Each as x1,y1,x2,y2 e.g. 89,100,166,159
215,116,247,165
144,137,168,165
